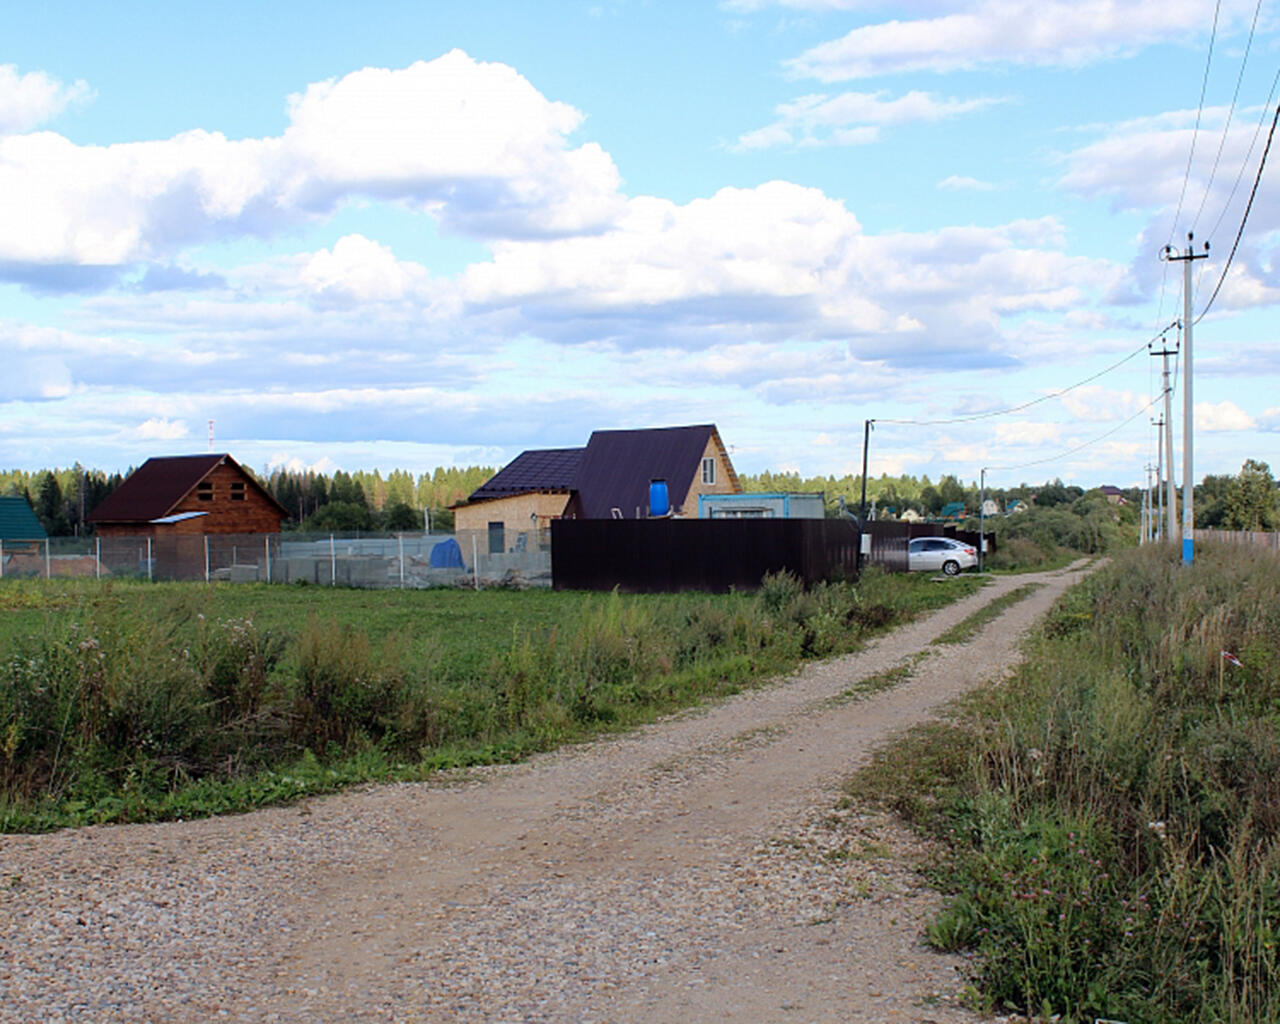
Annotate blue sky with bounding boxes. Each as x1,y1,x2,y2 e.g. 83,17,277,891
3,0,1279,490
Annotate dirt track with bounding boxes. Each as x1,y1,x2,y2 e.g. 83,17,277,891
1,562,1095,1023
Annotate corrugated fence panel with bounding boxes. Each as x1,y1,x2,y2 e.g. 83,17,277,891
551,519,861,592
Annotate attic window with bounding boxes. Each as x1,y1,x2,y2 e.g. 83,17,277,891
197,482,214,502
230,482,246,501
701,457,716,486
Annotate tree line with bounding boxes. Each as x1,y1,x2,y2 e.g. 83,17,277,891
4,460,1275,537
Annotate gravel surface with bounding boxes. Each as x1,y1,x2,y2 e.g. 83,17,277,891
0,562,1096,1023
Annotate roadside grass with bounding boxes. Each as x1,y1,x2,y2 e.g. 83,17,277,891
843,543,1280,1023
0,568,981,832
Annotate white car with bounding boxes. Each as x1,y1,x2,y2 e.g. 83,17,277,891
907,536,977,576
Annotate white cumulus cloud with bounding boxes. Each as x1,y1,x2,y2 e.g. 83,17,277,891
0,65,93,134
1197,400,1255,431
0,51,624,270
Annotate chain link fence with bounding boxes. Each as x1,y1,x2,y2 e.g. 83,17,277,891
0,529,552,588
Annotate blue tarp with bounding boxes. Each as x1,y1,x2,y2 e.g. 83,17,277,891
429,537,465,569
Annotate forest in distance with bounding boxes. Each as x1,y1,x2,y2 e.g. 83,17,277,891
4,458,1277,538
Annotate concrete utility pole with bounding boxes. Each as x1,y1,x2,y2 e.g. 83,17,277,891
1149,336,1178,544
1152,416,1166,542
1162,235,1209,565
857,419,874,572
979,467,987,570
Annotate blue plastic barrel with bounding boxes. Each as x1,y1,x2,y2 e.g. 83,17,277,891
649,478,669,517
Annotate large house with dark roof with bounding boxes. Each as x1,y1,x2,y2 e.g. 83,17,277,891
453,424,742,539
87,453,289,538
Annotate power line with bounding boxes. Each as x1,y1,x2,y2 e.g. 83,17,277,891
1170,0,1222,243
1207,64,1280,241
1191,0,1264,234
985,393,1164,473
1195,96,1280,322
877,327,1175,427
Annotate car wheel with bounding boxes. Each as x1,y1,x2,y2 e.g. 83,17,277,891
942,559,961,576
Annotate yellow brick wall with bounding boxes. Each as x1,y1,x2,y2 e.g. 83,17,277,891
453,492,571,534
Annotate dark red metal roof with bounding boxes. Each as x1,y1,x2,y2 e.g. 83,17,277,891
571,425,716,520
87,454,286,523
464,447,584,504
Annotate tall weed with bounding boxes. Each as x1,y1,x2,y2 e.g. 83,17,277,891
860,543,1280,1022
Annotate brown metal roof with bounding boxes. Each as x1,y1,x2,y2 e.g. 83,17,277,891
571,424,719,520
87,453,287,523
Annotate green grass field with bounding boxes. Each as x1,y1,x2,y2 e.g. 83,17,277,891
0,570,983,832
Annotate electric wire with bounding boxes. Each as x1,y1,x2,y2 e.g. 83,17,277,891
984,393,1164,473
1208,63,1280,242
877,326,1176,427
1195,96,1280,322
1191,0,1264,233
1170,0,1222,243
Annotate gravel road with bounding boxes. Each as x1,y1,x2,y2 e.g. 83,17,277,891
1,562,1096,1023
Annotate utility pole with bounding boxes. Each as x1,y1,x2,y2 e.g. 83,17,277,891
1152,463,1162,542
1161,235,1209,565
857,419,874,572
1149,337,1179,544
1152,416,1166,541
979,467,987,570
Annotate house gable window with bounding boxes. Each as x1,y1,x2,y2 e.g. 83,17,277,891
701,457,716,485
197,482,214,502
230,482,246,501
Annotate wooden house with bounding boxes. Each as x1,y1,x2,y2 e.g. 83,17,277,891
453,424,742,547
87,454,288,537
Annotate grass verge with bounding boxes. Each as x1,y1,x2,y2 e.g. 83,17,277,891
843,543,1280,1023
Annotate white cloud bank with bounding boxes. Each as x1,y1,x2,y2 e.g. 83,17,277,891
0,51,623,267
787,0,1251,81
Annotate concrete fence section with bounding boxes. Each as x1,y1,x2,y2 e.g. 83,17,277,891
0,530,553,588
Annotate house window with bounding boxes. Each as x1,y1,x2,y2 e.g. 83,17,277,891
230,482,246,501
197,482,213,502
488,521,505,554
701,457,716,485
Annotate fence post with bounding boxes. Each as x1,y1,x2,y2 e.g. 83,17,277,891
330,534,336,586
147,537,153,582
204,535,210,583
398,533,405,588
95,537,101,579
0,538,4,578
45,539,51,579
472,533,479,591
264,535,271,583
